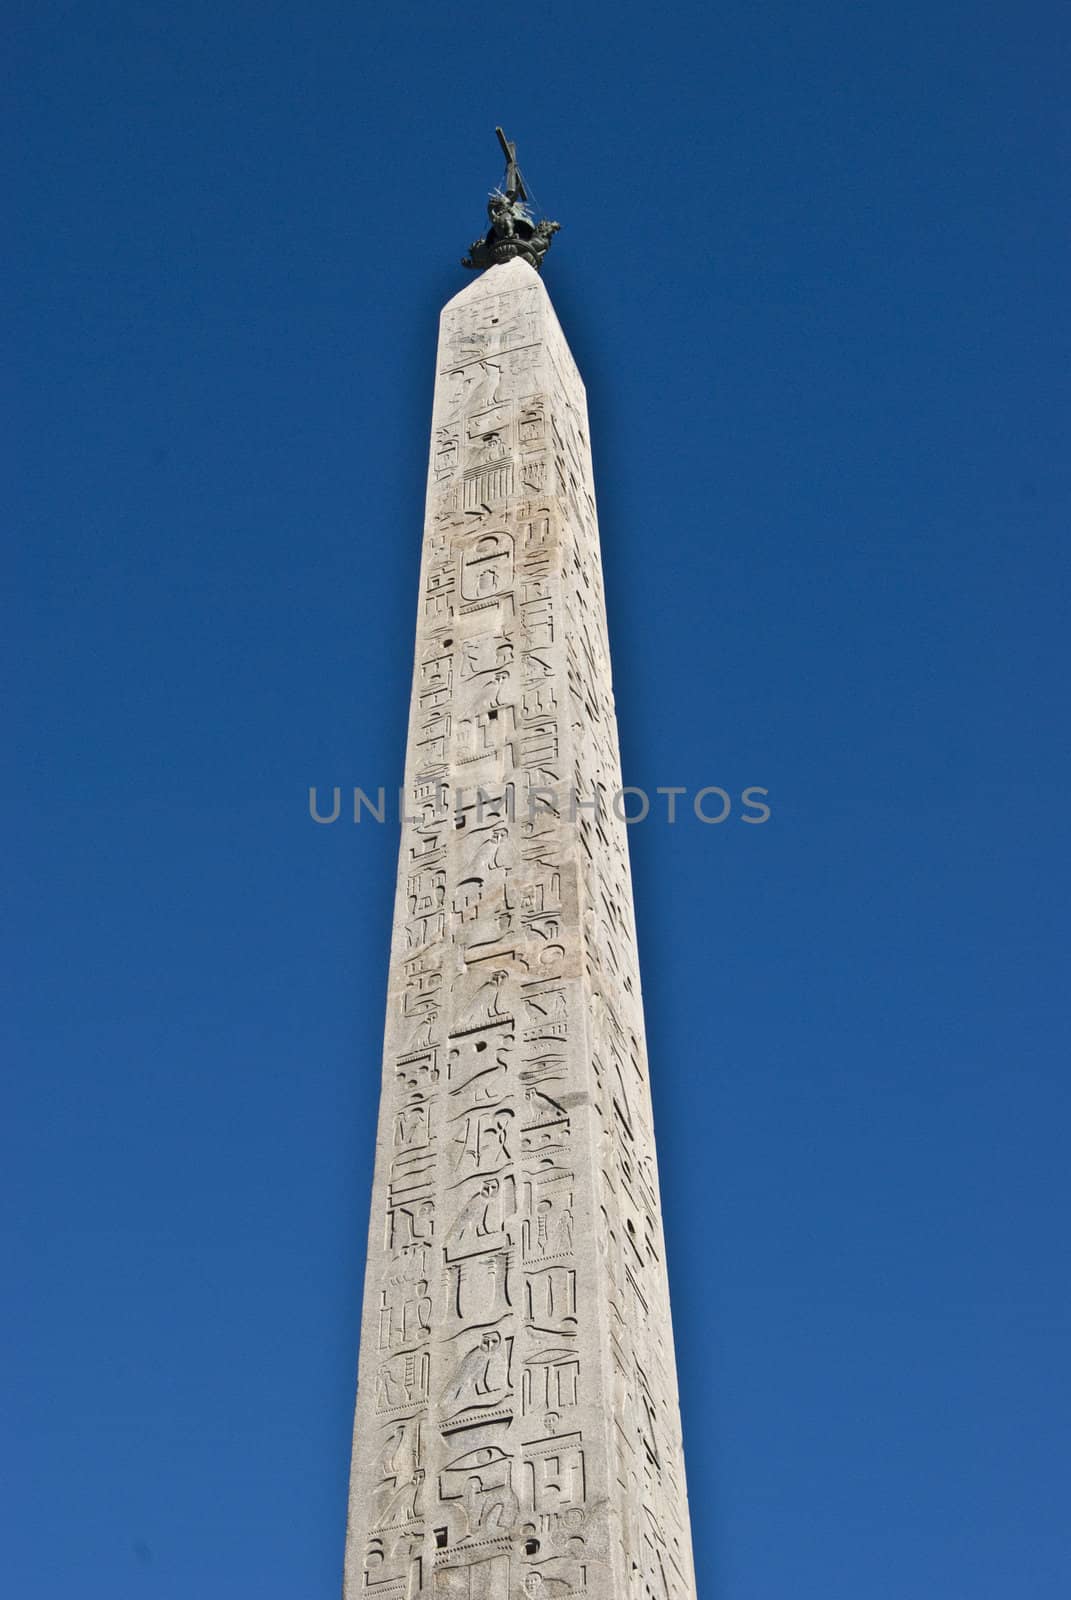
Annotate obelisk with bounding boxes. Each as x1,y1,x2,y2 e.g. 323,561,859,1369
343,133,697,1600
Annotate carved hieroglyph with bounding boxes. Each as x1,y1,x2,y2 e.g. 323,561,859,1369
343,258,697,1600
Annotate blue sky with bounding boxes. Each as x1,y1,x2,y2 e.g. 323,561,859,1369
6,1,1070,1595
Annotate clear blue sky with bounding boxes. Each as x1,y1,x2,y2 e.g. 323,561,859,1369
7,1,1070,1595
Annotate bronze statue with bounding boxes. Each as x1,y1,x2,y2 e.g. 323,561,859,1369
462,128,560,274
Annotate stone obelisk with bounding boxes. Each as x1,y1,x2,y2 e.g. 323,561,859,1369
343,133,697,1600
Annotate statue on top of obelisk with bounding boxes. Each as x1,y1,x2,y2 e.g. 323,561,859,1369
461,127,561,273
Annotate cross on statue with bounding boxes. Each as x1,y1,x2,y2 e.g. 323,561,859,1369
495,126,527,204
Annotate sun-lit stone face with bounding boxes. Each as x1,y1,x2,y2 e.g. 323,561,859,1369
342,259,697,1600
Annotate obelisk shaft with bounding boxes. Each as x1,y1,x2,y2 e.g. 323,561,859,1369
343,257,696,1600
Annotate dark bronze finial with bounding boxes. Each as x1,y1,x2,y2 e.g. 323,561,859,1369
462,128,560,274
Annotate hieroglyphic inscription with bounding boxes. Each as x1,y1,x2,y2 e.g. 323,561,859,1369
343,258,696,1600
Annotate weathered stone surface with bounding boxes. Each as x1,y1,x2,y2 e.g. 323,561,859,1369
343,258,697,1600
